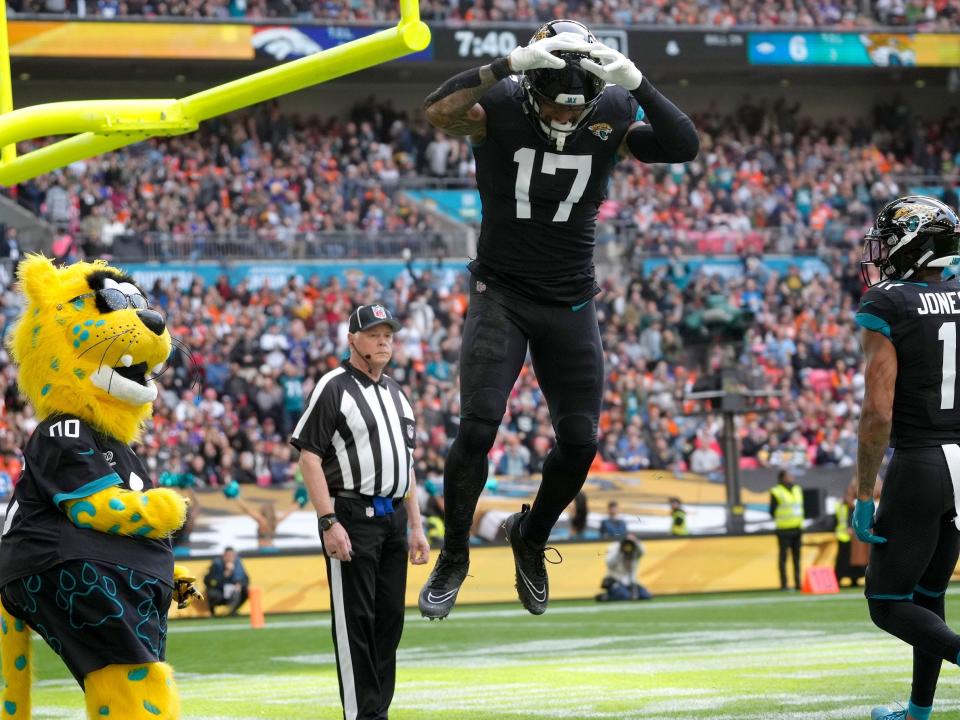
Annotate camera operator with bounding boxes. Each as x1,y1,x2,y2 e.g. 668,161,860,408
595,533,652,601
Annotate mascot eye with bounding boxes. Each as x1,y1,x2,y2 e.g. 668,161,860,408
71,289,148,312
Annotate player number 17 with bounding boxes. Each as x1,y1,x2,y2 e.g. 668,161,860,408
513,148,592,223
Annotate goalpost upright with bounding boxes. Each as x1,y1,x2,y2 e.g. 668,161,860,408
0,0,430,187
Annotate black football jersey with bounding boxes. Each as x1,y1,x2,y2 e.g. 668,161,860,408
0,414,173,587
856,278,960,447
471,79,640,305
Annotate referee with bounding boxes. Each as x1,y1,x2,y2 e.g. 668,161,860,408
291,303,430,720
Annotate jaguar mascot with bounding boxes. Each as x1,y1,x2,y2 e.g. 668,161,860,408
0,255,200,719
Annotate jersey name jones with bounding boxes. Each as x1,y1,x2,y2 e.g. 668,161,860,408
917,292,960,315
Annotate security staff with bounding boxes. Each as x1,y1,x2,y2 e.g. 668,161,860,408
291,303,430,720
833,485,863,588
669,497,689,536
769,469,804,591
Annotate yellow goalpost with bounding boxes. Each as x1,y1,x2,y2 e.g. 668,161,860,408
0,0,430,187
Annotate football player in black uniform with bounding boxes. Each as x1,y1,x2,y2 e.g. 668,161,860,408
854,196,960,720
417,19,698,619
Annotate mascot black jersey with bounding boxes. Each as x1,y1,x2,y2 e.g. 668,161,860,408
471,78,640,305
856,277,960,448
0,414,172,586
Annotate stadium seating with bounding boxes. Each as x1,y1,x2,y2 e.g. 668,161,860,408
6,0,959,28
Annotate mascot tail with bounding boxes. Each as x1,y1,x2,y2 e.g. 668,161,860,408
0,599,31,719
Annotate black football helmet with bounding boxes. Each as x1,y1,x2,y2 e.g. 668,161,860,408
860,195,960,286
521,19,605,150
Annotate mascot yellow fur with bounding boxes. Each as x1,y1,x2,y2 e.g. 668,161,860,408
0,255,200,720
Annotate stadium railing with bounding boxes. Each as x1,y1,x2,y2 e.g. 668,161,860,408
84,227,454,262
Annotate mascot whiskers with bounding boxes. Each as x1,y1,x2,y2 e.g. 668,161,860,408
0,255,200,720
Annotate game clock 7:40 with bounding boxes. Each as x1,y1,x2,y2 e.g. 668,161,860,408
454,30,519,59
453,29,628,59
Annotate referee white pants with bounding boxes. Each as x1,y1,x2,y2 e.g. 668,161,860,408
322,497,408,720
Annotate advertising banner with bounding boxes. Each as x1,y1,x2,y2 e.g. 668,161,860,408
6,19,433,61
748,31,960,67
6,20,957,69
250,23,433,62
8,20,253,59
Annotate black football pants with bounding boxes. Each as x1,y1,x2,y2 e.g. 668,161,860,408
866,446,960,708
443,279,603,553
322,497,408,720
776,528,802,590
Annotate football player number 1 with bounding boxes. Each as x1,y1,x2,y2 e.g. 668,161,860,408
513,148,591,222
940,321,957,410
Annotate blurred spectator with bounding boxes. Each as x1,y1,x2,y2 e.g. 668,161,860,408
569,491,588,539
496,432,531,478
599,500,627,539
8,0,959,29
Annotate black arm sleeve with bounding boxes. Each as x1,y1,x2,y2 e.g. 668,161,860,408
626,77,700,163
424,67,483,109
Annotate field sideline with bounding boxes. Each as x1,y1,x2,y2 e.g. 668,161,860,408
21,589,960,719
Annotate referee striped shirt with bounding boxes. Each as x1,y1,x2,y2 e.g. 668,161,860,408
290,361,416,499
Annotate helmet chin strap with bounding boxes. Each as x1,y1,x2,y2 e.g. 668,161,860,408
540,119,574,150
530,96,581,151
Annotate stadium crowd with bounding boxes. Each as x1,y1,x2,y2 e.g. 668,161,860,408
0,244,864,503
6,0,960,28
6,96,959,262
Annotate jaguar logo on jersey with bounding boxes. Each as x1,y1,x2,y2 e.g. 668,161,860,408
589,122,613,141
372,305,387,320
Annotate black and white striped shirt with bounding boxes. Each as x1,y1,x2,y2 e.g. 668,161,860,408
290,361,416,499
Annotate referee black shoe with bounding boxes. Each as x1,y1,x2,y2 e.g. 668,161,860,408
504,504,555,616
418,551,469,620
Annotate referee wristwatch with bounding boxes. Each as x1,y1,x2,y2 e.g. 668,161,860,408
319,513,339,532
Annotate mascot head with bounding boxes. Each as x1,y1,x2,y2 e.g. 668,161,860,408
8,254,171,444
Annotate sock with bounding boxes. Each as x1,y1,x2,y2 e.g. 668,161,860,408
908,699,932,720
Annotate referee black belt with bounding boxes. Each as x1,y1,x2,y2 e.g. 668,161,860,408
333,490,402,516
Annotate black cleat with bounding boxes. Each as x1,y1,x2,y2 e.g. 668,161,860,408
419,551,470,620
504,504,554,615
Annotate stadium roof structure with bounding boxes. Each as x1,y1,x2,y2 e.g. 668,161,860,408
0,0,430,187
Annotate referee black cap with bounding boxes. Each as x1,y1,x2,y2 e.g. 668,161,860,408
349,304,402,333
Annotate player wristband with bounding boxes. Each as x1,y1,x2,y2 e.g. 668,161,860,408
490,57,512,81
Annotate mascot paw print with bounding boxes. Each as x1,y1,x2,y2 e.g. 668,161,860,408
55,562,123,630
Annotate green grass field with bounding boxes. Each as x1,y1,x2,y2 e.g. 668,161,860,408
21,588,960,719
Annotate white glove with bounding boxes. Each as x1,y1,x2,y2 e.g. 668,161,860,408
508,32,594,73
580,43,643,91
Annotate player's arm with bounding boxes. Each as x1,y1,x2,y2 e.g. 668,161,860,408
856,327,897,501
578,44,699,163
615,82,699,163
423,66,494,141
424,31,593,141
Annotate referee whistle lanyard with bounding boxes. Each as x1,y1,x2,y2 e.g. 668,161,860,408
372,496,395,517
